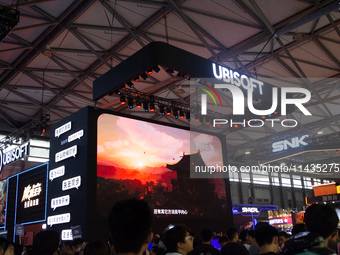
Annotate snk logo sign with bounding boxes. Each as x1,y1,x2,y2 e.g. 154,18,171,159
272,135,309,153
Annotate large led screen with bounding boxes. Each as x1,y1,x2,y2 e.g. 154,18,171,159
97,114,228,219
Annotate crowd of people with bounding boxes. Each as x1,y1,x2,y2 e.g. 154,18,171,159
1,199,339,255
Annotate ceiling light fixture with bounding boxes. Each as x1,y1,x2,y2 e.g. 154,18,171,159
179,110,184,119
143,100,149,112
150,102,155,112
177,85,185,95
42,45,52,57
159,105,165,115
136,97,141,108
293,33,304,40
153,66,160,73
185,111,190,122
141,73,148,80
120,95,126,105
128,97,133,109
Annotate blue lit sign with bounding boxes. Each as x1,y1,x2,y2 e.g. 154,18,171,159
232,204,278,216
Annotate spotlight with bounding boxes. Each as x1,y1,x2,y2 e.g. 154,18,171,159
39,125,46,136
134,77,140,82
120,95,126,105
185,111,190,122
195,113,200,121
166,107,172,115
127,81,134,88
177,72,185,78
173,108,178,119
141,73,148,80
150,102,155,112
159,105,165,115
205,116,210,125
136,97,141,108
199,115,204,125
147,69,153,74
153,66,160,73
166,68,174,73
44,114,50,121
128,97,133,109
143,100,149,112
179,110,184,119
110,89,121,96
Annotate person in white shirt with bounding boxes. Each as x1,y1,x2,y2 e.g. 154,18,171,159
163,225,194,255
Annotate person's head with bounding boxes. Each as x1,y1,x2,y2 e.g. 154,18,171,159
200,229,213,243
0,238,8,255
291,223,305,235
255,224,279,252
62,241,74,255
246,230,255,245
304,204,339,240
83,240,109,255
12,243,24,255
150,246,163,255
239,230,248,244
72,239,83,253
331,229,339,241
79,242,87,255
278,232,290,248
32,230,60,255
4,243,14,255
226,228,238,242
108,198,153,255
163,225,193,255
218,237,228,247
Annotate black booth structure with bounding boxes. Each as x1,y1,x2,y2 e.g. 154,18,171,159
46,42,301,240
5,163,48,243
47,107,234,240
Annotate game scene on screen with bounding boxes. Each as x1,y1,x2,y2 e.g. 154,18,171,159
97,114,228,218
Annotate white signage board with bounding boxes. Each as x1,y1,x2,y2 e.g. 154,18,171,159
55,145,77,163
55,121,72,138
51,195,70,210
61,229,73,240
47,213,71,226
68,130,84,143
49,166,65,181
62,176,81,191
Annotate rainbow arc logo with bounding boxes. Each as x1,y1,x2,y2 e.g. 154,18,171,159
197,83,222,107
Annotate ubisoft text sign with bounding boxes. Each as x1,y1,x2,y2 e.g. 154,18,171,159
0,142,29,173
200,64,312,128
